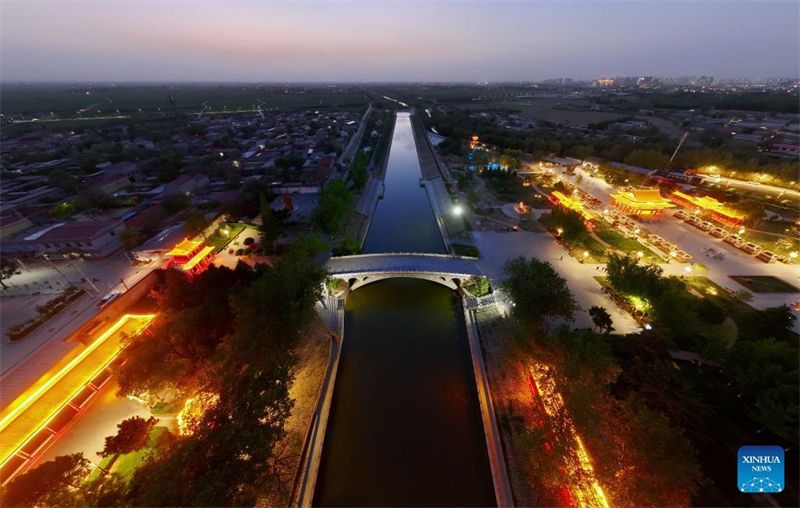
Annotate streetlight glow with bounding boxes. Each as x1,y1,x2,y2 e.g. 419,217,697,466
453,205,463,216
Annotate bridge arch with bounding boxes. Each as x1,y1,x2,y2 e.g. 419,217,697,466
337,272,463,291
326,252,483,293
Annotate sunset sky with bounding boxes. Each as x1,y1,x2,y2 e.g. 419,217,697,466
2,1,798,82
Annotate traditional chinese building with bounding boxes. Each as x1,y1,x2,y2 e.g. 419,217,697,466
670,191,745,227
549,191,596,230
165,239,214,277
609,189,674,219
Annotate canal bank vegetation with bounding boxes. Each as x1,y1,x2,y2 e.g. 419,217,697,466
484,257,705,506
488,253,799,506
2,250,328,508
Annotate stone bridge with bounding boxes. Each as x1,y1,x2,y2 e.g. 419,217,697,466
326,252,483,290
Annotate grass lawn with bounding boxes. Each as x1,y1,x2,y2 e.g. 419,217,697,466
729,275,800,294
563,235,608,264
595,228,665,263
741,230,800,257
206,223,249,253
87,426,170,484
684,277,754,317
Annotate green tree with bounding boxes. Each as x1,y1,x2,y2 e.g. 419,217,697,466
0,258,20,290
312,180,353,235
161,194,191,215
100,416,158,458
728,339,799,443
259,193,281,251
119,227,145,250
1,453,89,508
588,306,614,335
501,256,577,334
183,211,210,239
47,169,80,193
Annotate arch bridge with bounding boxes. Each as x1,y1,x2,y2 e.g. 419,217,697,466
326,252,482,291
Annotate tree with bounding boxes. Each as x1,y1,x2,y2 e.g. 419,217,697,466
1,453,89,507
259,193,281,251
312,180,353,235
0,258,20,289
161,194,191,215
47,169,80,193
501,256,578,334
100,416,158,458
183,211,210,239
588,306,614,335
119,227,145,250
728,339,799,443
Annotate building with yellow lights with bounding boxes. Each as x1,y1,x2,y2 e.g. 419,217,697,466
0,315,155,485
165,239,215,277
670,191,745,227
609,189,674,219
549,191,596,229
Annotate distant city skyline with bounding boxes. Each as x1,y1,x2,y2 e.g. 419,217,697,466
2,1,798,82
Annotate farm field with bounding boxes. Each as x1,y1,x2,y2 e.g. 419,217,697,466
0,83,370,116
455,98,627,125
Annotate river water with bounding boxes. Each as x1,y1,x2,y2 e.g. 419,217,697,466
361,112,444,255
313,112,495,507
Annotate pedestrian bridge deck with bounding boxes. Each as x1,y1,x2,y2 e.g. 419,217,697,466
326,252,482,277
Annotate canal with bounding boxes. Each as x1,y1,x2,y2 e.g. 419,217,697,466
313,112,496,507
361,112,444,254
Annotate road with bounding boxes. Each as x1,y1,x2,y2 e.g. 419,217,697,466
1,254,158,375
702,175,800,202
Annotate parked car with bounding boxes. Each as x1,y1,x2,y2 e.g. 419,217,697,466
723,234,741,245
710,227,726,238
756,251,776,263
674,210,688,220
98,292,120,308
741,242,763,255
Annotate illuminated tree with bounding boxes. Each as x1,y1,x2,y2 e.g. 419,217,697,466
502,256,577,334
100,416,158,457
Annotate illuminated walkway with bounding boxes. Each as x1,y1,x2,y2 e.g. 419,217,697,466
0,315,155,470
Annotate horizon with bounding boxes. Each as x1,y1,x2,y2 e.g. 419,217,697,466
2,1,798,82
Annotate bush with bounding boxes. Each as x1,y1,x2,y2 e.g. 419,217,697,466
464,276,491,297
235,249,244,256
326,278,347,292
452,243,480,257
243,237,255,246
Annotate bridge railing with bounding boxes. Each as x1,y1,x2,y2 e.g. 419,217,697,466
328,251,479,261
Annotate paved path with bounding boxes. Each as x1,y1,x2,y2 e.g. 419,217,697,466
472,231,641,334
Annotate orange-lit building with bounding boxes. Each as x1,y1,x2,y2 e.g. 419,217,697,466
165,239,215,277
0,315,155,485
549,191,596,230
609,189,674,219
670,191,745,227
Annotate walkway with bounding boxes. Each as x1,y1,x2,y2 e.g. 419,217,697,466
326,252,482,278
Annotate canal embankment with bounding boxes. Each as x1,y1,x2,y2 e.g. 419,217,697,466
463,299,514,507
288,297,345,508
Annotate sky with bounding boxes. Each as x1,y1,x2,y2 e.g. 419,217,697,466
2,0,798,82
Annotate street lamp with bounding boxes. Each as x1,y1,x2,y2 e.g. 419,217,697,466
738,227,745,235
583,251,589,259
684,265,693,276
636,251,644,258
453,205,463,216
